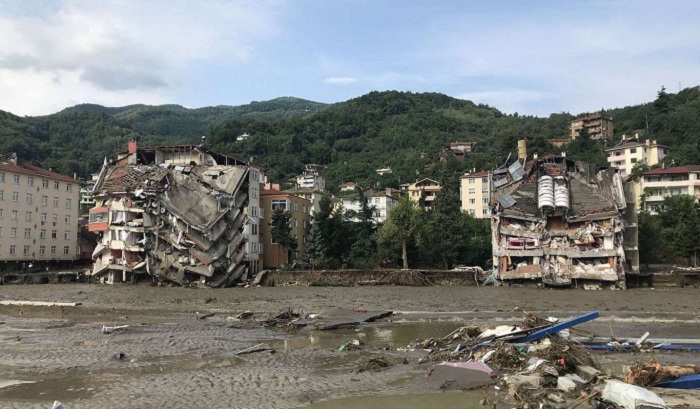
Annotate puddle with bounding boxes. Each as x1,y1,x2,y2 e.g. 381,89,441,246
306,391,505,409
0,376,97,401
265,320,465,351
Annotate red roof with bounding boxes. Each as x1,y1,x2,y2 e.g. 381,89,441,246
0,161,76,182
260,188,287,196
643,166,700,176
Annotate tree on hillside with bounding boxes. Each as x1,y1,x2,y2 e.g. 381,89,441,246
344,188,378,267
270,209,298,265
417,185,465,269
314,196,352,267
378,196,421,269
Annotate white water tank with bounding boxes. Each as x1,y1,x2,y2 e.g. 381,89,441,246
538,176,554,209
554,177,569,209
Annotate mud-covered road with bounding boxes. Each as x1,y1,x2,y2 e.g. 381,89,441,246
0,285,698,408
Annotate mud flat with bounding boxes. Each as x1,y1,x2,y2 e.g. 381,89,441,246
0,285,698,408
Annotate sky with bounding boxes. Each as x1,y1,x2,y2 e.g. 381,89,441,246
0,0,699,117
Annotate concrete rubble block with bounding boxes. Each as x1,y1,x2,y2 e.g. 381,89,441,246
575,365,601,382
505,374,543,388
557,373,585,392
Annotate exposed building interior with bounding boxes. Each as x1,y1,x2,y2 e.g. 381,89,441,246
491,155,636,288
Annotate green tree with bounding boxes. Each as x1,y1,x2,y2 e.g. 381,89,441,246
378,196,421,269
270,209,298,264
306,221,327,270
659,195,700,266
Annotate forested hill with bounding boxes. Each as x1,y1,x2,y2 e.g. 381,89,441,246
1,87,699,190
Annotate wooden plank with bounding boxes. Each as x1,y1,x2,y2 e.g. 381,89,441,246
0,301,81,307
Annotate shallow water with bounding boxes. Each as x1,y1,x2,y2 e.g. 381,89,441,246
307,391,501,409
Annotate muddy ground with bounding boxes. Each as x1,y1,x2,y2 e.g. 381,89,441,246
0,284,698,408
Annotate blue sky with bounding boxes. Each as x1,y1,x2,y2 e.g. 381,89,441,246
0,0,698,116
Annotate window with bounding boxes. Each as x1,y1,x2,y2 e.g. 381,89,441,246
27,177,34,187
303,205,307,214
631,158,637,164
412,191,418,197
66,183,72,192
52,214,58,223
11,210,17,220
42,179,49,188
374,197,380,204
65,215,71,224
469,198,476,204
51,245,56,255
25,211,32,221
271,200,289,211
468,188,476,194
630,148,637,154
53,197,59,207
41,195,48,206
295,202,298,211
482,188,489,194
0,172,4,182
64,231,70,240
23,245,30,255
260,208,264,218
251,223,258,235
10,245,16,255
482,177,488,183
259,244,264,254
482,198,489,204
11,227,17,238
303,220,307,229
468,178,475,184
26,193,33,204
0,209,2,219
65,198,72,209
40,246,45,255
250,207,258,218
13,174,20,184
24,228,31,238
63,246,70,255
41,213,47,222
41,229,46,239
53,181,59,190
12,191,19,202
469,209,475,215
482,209,489,215
51,230,57,239
0,190,3,201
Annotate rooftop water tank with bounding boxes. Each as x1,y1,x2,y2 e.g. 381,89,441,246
554,177,569,209
538,176,554,210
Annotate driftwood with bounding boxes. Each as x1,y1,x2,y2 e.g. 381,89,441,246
624,359,700,386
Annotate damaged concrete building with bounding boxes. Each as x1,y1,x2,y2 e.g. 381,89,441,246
491,155,637,288
89,140,264,287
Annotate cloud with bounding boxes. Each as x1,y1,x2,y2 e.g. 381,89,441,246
429,0,700,115
0,0,282,115
323,76,359,85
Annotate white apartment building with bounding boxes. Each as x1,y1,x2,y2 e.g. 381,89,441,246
640,166,700,214
341,189,398,223
460,171,491,218
0,156,80,271
296,163,326,191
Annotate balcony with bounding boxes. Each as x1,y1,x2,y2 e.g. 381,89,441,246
607,154,625,163
88,207,109,232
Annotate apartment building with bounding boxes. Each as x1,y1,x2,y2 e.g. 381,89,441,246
639,166,700,214
570,113,613,140
296,163,326,191
0,156,80,271
260,188,311,268
283,187,329,216
460,171,492,218
340,189,398,223
89,140,262,287
408,178,441,209
605,139,669,178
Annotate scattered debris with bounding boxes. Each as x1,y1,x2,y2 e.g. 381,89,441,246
601,379,666,409
338,339,363,352
625,359,700,387
355,357,391,373
0,300,81,307
51,401,64,409
196,312,215,320
102,324,129,334
113,352,126,361
235,311,254,320
233,343,275,356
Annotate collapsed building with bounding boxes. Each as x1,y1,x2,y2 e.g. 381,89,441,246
89,140,264,287
491,155,638,288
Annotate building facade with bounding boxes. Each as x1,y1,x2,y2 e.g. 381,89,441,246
0,156,80,271
460,171,492,218
605,139,669,178
408,178,441,209
260,188,311,268
570,113,614,140
340,189,398,223
640,166,700,214
296,163,325,191
283,187,328,216
89,140,261,286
